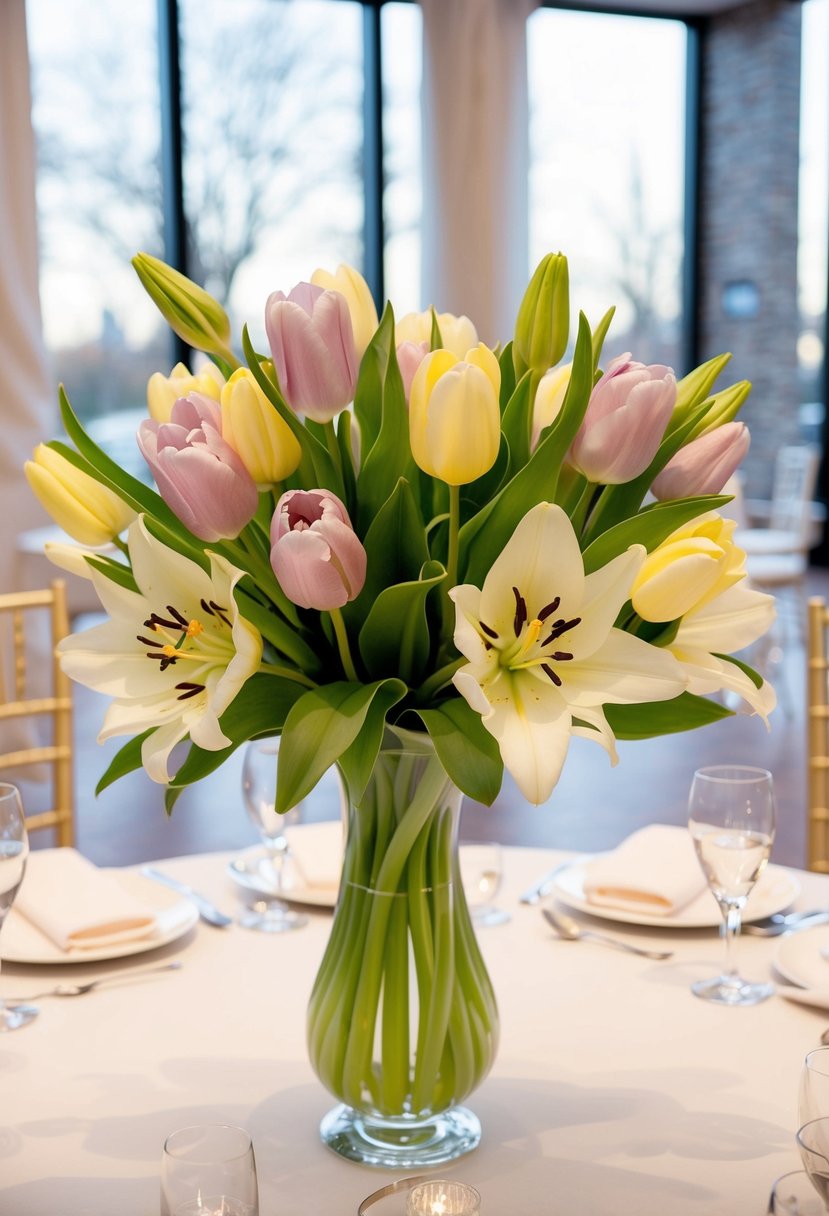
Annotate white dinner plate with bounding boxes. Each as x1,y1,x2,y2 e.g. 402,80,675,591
1,871,199,965
551,856,801,928
228,845,340,908
774,924,829,993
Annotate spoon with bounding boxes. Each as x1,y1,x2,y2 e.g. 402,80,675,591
542,907,673,960
10,961,182,1000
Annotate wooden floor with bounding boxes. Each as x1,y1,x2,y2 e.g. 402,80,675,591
28,568,828,871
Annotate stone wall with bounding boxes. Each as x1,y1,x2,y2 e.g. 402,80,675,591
698,0,802,497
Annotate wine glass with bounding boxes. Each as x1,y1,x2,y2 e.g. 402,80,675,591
687,764,776,1006
237,738,308,932
459,841,510,927
800,1048,829,1127
160,1124,259,1215
0,783,38,1031
769,1168,828,1214
798,1119,829,1212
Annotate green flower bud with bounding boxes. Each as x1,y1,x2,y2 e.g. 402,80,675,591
513,253,569,377
691,380,752,440
132,252,236,364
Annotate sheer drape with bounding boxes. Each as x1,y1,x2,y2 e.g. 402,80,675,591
419,0,538,345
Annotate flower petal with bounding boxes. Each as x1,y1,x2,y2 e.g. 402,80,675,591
563,628,687,707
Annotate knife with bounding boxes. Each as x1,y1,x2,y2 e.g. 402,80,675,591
141,866,233,928
519,862,569,905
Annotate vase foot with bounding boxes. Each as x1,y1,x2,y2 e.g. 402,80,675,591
319,1103,481,1169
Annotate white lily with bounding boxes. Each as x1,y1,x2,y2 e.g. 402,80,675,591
57,516,262,783
449,502,687,804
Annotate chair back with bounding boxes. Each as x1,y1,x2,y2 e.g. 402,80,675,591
769,445,820,542
807,596,829,872
0,581,74,846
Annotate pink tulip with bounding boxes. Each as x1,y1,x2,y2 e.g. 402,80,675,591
396,340,430,401
568,353,676,484
265,282,358,422
137,394,259,541
270,488,367,611
651,421,751,500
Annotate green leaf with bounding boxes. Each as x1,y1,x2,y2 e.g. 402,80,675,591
581,494,731,573
276,679,407,813
498,341,517,410
499,369,534,472
95,731,153,794
355,304,418,532
84,554,139,594
358,560,446,683
591,306,616,370
338,679,411,804
429,308,444,351
347,478,429,630
164,673,305,812
412,699,503,806
234,582,322,673
604,692,733,740
459,311,594,586
669,352,732,429
713,652,764,690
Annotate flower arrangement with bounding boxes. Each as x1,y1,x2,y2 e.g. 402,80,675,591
25,251,775,816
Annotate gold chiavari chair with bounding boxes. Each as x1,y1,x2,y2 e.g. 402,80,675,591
0,581,74,846
807,596,829,872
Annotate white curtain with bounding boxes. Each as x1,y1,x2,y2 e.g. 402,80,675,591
419,0,539,346
0,0,53,596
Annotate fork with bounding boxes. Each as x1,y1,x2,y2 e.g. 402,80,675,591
10,961,182,1000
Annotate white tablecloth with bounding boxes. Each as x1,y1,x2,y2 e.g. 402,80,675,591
1,846,827,1216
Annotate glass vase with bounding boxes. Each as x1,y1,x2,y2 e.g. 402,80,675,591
307,729,500,1168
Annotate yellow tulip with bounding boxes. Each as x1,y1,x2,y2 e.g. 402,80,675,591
310,263,379,361
531,361,572,450
147,362,224,423
24,444,136,546
409,343,500,485
396,310,478,359
631,513,746,623
220,368,302,487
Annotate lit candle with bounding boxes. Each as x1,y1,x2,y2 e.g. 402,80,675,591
405,1180,481,1216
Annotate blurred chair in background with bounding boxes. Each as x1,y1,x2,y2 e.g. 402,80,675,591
807,596,829,872
0,581,74,846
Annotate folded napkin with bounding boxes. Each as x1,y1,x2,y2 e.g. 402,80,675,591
583,824,707,916
284,821,344,891
14,848,170,952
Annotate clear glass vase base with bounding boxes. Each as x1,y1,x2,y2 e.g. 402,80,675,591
691,974,775,1007
319,1103,481,1169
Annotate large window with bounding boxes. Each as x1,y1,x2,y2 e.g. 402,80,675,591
381,1,422,318
798,0,828,431
528,8,687,369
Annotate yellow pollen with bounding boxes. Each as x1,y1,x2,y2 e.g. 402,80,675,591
513,618,543,662
186,619,204,638
162,644,177,657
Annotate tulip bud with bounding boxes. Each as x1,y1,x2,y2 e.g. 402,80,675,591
631,513,745,622
25,444,136,546
409,344,501,486
270,488,367,611
310,263,379,361
396,310,478,359
651,422,750,501
396,340,430,401
146,361,224,423
531,362,572,451
568,353,676,484
137,397,258,542
513,253,569,376
220,368,302,488
688,381,752,441
132,253,235,363
265,282,358,422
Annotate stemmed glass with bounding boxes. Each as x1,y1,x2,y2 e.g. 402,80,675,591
687,764,776,1006
459,841,511,927
160,1124,259,1215
238,738,308,932
797,1119,829,1212
769,1168,828,1214
800,1048,829,1127
0,783,38,1031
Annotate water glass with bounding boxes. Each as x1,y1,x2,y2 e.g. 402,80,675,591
798,1118,829,1211
687,764,775,1006
459,841,510,927
238,738,308,932
801,1048,829,1126
160,1124,259,1216
0,783,38,1031
405,1179,481,1215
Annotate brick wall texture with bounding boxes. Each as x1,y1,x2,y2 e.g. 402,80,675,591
699,0,802,497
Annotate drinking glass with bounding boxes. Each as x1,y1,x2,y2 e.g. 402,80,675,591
798,1119,829,1211
769,1169,828,1214
687,764,776,1006
800,1048,829,1127
0,783,38,1031
459,841,510,927
238,738,308,932
160,1124,259,1216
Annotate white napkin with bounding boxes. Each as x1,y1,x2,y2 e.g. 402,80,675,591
583,824,707,916
14,848,166,952
284,821,344,891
